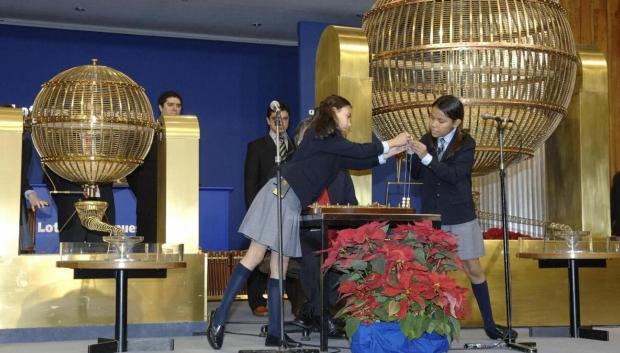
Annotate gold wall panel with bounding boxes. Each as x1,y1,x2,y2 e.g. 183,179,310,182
455,240,620,327
0,254,204,329
545,48,610,236
0,107,23,260
159,115,200,252
315,26,373,205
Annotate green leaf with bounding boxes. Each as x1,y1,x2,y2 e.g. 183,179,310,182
345,318,361,341
414,247,427,266
447,316,461,341
401,314,431,340
370,254,385,274
350,259,368,271
374,305,390,322
388,301,400,318
375,294,388,303
400,313,419,339
381,224,391,233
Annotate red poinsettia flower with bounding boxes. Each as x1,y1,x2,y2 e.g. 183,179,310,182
325,221,469,341
482,227,534,240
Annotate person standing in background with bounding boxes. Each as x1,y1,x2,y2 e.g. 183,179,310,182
2,104,48,252
127,91,182,244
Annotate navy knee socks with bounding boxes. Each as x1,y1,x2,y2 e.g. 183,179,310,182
213,263,252,326
267,278,284,337
471,281,496,330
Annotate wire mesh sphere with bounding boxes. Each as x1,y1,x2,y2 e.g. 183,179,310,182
363,0,577,175
31,59,155,184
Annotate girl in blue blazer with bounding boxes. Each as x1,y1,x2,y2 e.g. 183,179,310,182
409,95,517,341
207,95,411,349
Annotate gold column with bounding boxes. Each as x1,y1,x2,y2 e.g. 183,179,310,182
315,25,373,205
545,48,610,236
0,107,23,259
158,115,201,253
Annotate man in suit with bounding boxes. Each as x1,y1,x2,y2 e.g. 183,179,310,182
243,101,297,316
127,91,182,244
20,126,48,252
1,104,48,252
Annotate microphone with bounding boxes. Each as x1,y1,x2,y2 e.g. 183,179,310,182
270,100,281,113
480,113,513,123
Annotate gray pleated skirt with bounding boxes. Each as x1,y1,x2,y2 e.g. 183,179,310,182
239,177,302,258
441,219,485,260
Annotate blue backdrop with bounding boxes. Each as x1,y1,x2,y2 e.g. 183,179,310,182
1,24,299,250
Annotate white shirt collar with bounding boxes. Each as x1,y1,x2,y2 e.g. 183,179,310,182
269,130,288,146
439,128,457,146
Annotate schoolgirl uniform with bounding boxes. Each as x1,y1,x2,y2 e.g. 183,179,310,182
410,127,484,260
239,130,389,257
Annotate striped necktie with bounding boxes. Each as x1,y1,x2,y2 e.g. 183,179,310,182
437,137,446,160
278,139,287,161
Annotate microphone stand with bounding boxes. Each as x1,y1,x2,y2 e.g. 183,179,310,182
489,119,537,352
239,110,316,353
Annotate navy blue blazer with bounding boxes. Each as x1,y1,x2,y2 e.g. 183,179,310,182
410,131,476,225
327,171,358,205
282,131,382,208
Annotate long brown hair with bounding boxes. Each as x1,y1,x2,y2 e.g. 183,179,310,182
309,95,351,139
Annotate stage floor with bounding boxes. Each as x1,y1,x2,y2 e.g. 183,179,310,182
1,301,618,353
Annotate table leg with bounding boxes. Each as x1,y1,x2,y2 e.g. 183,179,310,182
567,260,610,341
115,269,128,352
567,259,579,338
320,219,328,352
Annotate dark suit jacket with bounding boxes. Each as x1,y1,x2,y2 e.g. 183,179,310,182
410,131,476,225
244,134,296,208
44,168,115,243
126,136,158,243
282,131,383,208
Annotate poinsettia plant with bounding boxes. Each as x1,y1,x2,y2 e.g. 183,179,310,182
323,220,469,341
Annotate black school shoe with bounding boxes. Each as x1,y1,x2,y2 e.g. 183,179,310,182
206,310,225,349
265,333,302,348
485,325,519,341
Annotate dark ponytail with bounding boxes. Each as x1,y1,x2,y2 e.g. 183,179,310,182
309,95,352,139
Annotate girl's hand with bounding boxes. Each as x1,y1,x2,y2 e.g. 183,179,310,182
410,140,428,159
388,132,411,148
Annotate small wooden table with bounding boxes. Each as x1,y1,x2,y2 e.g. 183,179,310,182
57,260,186,352
516,250,620,341
300,207,441,352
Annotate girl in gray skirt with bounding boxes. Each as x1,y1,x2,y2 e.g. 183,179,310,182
409,95,518,341
207,95,411,349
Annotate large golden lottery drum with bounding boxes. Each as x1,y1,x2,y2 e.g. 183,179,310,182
364,0,577,175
